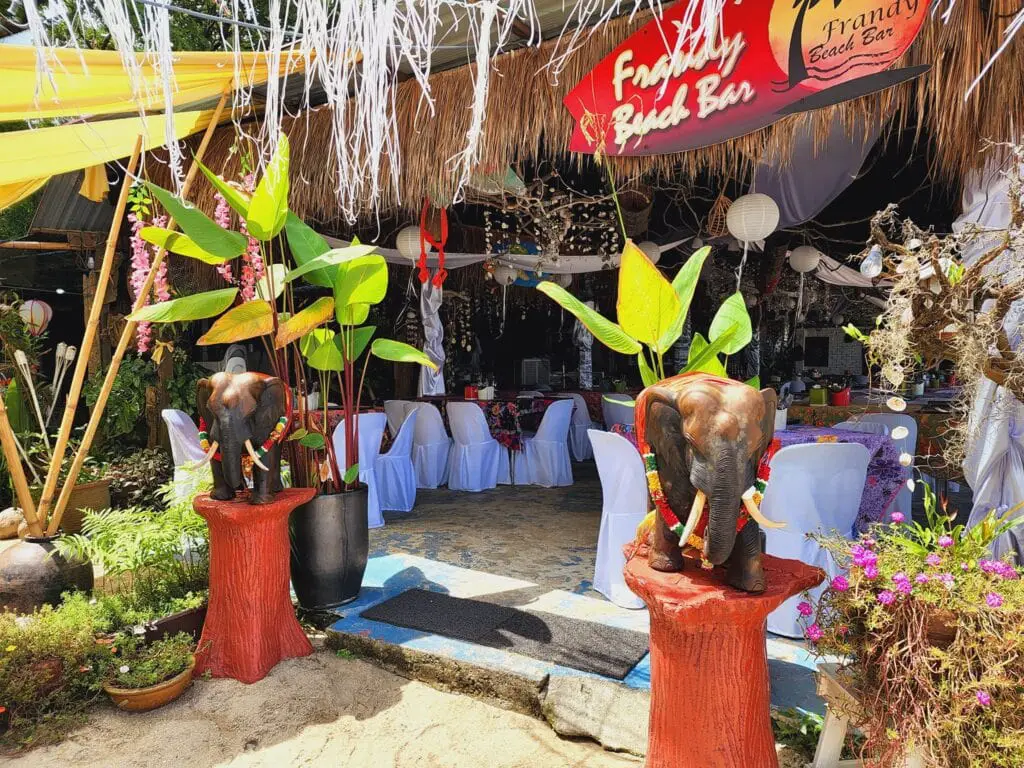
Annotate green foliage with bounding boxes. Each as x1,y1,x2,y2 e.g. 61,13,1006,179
0,293,46,388
106,633,194,690
245,134,290,240
104,448,174,508
0,598,110,751
128,287,238,324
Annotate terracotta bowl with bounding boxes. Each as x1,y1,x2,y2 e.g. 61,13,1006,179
103,657,195,712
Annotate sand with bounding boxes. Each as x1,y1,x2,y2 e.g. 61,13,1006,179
8,649,641,768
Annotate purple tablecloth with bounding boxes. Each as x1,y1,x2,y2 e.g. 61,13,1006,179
777,426,908,531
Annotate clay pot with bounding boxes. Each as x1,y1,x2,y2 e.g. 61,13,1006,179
0,534,94,614
290,487,369,609
926,610,958,648
103,657,195,712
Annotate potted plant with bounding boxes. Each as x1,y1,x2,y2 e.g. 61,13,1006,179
126,133,437,609
102,632,196,712
797,484,1024,767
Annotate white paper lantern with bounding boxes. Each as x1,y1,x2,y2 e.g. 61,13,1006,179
726,193,779,243
396,225,429,261
789,246,821,273
637,240,661,265
493,264,517,286
19,300,52,336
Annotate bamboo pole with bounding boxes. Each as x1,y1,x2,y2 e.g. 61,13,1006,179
46,89,231,536
0,398,44,537
35,135,144,526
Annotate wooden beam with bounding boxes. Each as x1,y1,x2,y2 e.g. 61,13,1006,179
0,240,77,251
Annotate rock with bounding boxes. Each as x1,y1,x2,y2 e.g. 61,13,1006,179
541,674,649,756
0,507,25,539
17,518,29,538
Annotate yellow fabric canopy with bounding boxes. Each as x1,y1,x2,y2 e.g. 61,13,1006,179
0,46,304,121
0,111,214,196
0,177,49,211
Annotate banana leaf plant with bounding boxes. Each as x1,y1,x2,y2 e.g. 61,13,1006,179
536,240,753,393
128,133,437,493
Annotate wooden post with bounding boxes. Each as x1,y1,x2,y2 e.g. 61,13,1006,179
46,89,230,536
34,135,144,527
0,398,43,537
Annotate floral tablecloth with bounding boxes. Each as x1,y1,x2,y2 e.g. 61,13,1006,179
610,423,906,531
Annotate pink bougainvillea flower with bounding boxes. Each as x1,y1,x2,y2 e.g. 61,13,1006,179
938,535,954,548
976,690,992,707
926,553,942,567
889,511,905,523
831,576,849,592
863,563,879,579
805,624,824,642
797,601,814,617
877,590,896,605
985,592,1004,608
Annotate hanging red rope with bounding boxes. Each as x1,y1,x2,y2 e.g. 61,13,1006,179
417,199,449,287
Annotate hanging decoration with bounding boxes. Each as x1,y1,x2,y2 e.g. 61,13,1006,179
18,300,52,337
637,240,661,265
418,200,449,287
727,192,780,290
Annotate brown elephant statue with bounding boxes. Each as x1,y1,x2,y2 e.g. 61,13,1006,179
636,372,781,593
197,371,288,505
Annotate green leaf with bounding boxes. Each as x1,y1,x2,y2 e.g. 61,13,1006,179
657,246,710,350
139,227,227,265
4,379,29,434
300,328,334,358
602,395,635,407
370,338,439,370
284,213,334,288
147,183,247,259
275,297,335,349
245,133,290,241
340,325,376,362
638,351,658,387
343,463,359,484
842,324,868,343
616,240,680,353
744,375,761,390
255,263,288,302
334,255,388,310
681,327,736,376
709,292,753,355
197,300,274,345
287,427,309,442
299,432,325,450
337,304,370,326
284,244,378,285
307,333,345,372
536,282,641,355
128,287,238,323
196,161,251,218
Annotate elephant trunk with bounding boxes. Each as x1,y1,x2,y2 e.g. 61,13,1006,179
219,421,244,490
705,449,742,565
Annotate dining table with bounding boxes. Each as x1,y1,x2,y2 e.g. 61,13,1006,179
416,395,567,452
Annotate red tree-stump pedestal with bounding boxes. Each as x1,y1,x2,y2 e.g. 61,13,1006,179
624,550,823,768
193,488,315,684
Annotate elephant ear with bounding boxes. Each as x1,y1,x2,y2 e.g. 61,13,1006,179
757,387,778,457
254,376,287,437
197,378,214,426
643,387,694,516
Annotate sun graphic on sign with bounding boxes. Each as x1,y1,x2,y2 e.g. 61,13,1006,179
767,0,928,92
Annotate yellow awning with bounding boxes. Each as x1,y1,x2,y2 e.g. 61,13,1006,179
0,46,304,121
0,111,214,196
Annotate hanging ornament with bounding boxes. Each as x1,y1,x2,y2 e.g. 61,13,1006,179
726,194,779,244
557,272,573,288
19,300,52,336
637,240,661,265
397,225,426,262
417,200,449,287
788,246,821,273
860,244,884,278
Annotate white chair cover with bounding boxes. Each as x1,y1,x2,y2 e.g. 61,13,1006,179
834,420,890,436
514,400,574,487
764,443,871,638
384,400,412,438
562,393,596,461
333,413,388,528
376,410,418,512
161,409,208,501
590,430,646,609
859,413,918,519
602,394,635,428
446,402,511,492
409,403,451,489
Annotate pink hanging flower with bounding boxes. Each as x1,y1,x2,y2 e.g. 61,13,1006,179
213,192,234,284
128,213,153,353
797,601,814,617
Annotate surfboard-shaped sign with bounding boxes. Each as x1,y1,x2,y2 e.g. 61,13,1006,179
564,0,930,157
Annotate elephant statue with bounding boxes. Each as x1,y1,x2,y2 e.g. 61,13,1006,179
197,371,288,505
636,372,781,593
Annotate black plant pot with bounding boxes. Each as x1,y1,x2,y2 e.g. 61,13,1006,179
289,487,369,610
0,534,94,614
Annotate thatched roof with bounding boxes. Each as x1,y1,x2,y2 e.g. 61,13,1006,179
150,0,1024,223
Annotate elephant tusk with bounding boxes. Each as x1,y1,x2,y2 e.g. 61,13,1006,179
245,439,270,472
742,487,786,529
197,440,218,466
677,490,707,550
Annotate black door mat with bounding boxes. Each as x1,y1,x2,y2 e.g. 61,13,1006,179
360,588,649,680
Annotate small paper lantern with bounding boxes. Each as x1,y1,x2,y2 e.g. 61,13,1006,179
788,246,821,273
493,264,517,286
637,240,661,265
557,272,572,288
19,300,52,336
396,226,429,261
726,193,779,243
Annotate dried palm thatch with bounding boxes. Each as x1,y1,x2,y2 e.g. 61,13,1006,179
147,1,1024,222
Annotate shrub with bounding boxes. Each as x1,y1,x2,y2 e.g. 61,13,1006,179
104,448,174,508
106,632,194,690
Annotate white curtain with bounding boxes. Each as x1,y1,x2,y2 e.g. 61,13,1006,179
418,280,446,396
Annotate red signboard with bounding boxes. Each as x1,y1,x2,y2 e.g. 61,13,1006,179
565,0,930,157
